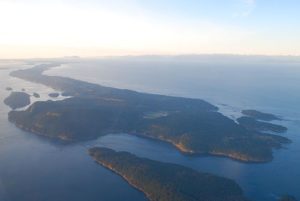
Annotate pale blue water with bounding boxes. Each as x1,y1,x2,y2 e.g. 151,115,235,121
0,56,299,201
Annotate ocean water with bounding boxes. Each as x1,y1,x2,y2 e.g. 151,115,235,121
0,61,147,201
0,56,299,201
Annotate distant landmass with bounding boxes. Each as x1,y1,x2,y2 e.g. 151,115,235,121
8,63,290,162
89,147,249,201
4,91,31,110
242,110,281,121
237,116,287,133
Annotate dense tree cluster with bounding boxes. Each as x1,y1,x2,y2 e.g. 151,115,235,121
89,147,248,201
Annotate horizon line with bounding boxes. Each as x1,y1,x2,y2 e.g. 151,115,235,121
1,53,300,61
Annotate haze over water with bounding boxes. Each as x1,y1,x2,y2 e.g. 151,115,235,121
0,56,299,201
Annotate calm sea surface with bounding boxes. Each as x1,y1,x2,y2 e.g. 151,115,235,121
0,57,299,201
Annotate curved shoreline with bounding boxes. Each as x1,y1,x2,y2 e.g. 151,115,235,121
93,159,152,200
132,133,274,163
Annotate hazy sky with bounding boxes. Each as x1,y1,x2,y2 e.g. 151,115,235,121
0,0,299,58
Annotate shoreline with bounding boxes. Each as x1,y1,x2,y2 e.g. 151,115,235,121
131,132,272,163
92,158,152,201
89,147,249,201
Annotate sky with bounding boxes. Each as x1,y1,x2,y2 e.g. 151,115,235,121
0,0,300,58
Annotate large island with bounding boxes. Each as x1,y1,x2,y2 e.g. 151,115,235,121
89,147,249,201
8,63,290,162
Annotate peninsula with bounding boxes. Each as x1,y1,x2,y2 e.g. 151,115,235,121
237,116,287,133
89,147,249,201
8,63,290,162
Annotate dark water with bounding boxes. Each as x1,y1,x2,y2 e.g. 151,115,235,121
0,56,299,201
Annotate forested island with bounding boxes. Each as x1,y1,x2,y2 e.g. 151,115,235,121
89,147,249,201
5,87,13,91
33,92,40,98
242,110,281,121
4,91,31,109
48,92,59,98
7,63,290,162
